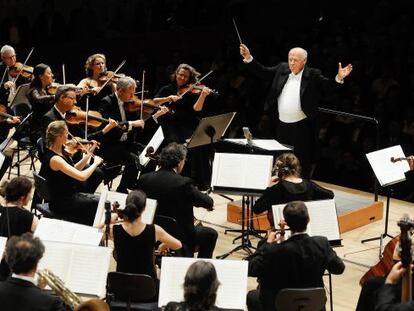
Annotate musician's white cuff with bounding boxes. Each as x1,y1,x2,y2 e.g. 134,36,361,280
243,56,254,63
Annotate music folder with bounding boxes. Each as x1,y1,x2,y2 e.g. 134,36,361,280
272,199,342,246
366,145,410,187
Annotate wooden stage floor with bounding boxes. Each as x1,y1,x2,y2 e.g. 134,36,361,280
3,155,413,311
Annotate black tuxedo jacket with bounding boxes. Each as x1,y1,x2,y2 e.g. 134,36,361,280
245,60,339,121
136,168,213,248
249,234,345,311
0,62,30,104
41,106,63,141
0,277,65,311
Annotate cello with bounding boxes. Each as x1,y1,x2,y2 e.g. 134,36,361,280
397,214,414,303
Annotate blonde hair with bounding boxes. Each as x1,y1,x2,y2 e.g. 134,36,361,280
85,53,106,77
46,120,67,148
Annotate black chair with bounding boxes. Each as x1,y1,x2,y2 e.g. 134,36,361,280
106,272,159,311
7,102,36,177
275,287,327,311
32,171,57,218
153,214,185,260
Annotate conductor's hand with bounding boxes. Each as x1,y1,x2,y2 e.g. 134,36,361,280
337,62,353,81
240,44,251,61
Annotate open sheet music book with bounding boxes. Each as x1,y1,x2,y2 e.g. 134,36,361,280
93,190,157,227
34,218,103,246
211,153,273,194
0,236,6,259
366,145,410,187
272,199,341,246
224,138,291,151
38,241,112,297
139,126,164,166
159,257,248,310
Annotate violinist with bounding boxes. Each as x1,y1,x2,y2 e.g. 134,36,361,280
77,53,116,111
98,76,168,193
27,63,55,143
155,64,214,190
252,152,334,226
0,45,31,105
247,201,345,311
43,120,103,225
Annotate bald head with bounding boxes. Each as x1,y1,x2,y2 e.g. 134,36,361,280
288,47,307,75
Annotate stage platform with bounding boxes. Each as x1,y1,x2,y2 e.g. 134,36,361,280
225,182,383,234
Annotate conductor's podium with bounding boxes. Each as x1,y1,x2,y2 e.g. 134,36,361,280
227,182,384,233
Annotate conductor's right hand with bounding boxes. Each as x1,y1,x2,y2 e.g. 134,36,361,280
240,44,251,61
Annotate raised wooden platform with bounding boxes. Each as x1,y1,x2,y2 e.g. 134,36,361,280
227,189,384,233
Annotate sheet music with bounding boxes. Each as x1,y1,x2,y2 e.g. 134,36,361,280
272,199,340,242
366,145,409,187
38,241,112,297
94,190,157,226
159,257,248,310
139,126,164,166
0,236,7,259
34,218,103,246
224,138,292,151
211,153,273,191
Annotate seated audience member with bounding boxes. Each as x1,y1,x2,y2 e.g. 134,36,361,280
375,261,414,311
165,260,221,311
0,233,65,311
0,176,38,280
137,142,218,258
247,201,345,311
253,152,334,226
43,120,103,225
112,190,182,283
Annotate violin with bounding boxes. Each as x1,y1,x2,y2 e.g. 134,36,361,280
63,137,98,157
124,95,161,114
9,62,34,79
0,105,17,121
98,71,125,83
177,83,219,96
65,106,126,129
46,83,85,95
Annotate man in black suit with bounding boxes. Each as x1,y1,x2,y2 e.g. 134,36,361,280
247,201,345,311
0,233,65,311
136,142,218,258
240,44,353,178
98,76,168,193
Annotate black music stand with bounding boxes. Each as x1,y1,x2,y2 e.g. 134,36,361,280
362,145,408,257
186,112,236,200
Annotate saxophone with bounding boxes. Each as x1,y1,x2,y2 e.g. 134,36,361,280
37,269,109,311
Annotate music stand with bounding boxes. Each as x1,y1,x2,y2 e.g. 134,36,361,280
9,83,31,108
186,112,236,200
211,152,274,259
362,145,410,257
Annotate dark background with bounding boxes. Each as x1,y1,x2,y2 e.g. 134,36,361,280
3,0,414,200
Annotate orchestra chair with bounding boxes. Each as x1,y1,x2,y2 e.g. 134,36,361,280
7,102,36,178
275,287,326,311
154,215,184,261
106,272,159,311
32,171,58,219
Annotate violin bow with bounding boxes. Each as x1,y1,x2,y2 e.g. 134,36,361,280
96,59,126,95
232,18,243,44
140,70,145,120
12,47,34,84
62,64,66,85
178,69,214,98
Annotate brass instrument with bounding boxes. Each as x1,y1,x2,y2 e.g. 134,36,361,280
37,269,109,311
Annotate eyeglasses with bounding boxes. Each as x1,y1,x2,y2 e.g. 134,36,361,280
65,95,76,100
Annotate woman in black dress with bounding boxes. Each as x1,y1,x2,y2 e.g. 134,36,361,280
27,63,55,143
253,152,334,226
0,176,38,280
112,190,182,280
43,120,103,225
